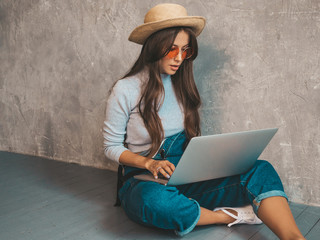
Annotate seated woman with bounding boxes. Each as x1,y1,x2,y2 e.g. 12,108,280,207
103,3,305,239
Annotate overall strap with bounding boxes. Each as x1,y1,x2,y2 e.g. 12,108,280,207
114,165,123,207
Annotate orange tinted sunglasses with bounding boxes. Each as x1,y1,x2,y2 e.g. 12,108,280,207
166,46,193,60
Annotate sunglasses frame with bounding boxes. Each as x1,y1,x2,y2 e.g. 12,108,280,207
166,46,193,60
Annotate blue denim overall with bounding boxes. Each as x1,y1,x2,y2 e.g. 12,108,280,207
118,131,288,236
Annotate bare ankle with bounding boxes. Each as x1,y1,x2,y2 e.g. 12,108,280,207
214,210,236,224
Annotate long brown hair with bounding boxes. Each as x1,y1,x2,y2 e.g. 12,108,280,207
123,27,201,156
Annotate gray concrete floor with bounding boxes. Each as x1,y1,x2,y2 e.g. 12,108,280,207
0,151,319,240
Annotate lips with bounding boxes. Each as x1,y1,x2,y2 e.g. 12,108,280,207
170,65,180,71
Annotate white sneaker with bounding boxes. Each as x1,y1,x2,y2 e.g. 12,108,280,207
213,205,263,227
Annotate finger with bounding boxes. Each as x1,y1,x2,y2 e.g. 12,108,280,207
153,172,158,179
153,167,161,179
160,168,170,179
163,160,175,171
163,165,173,176
167,162,175,172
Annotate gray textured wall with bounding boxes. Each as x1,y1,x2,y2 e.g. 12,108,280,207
0,0,319,206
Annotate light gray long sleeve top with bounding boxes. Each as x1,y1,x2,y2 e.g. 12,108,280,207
103,71,184,163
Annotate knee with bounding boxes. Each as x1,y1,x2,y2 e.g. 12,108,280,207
140,186,179,213
126,183,179,215
242,160,278,182
256,159,269,166
250,160,282,183
255,160,276,172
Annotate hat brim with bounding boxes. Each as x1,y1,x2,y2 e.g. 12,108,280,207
128,16,206,45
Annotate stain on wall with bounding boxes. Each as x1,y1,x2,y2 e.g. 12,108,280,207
0,0,319,205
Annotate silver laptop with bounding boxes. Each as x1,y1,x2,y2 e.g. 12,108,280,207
134,128,278,185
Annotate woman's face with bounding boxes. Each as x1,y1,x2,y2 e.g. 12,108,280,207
159,30,190,75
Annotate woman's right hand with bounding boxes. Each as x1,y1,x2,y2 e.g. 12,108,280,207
145,159,175,179
119,150,175,179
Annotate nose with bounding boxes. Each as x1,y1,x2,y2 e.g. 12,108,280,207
174,49,183,62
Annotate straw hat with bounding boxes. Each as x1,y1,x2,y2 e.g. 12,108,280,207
129,3,206,45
